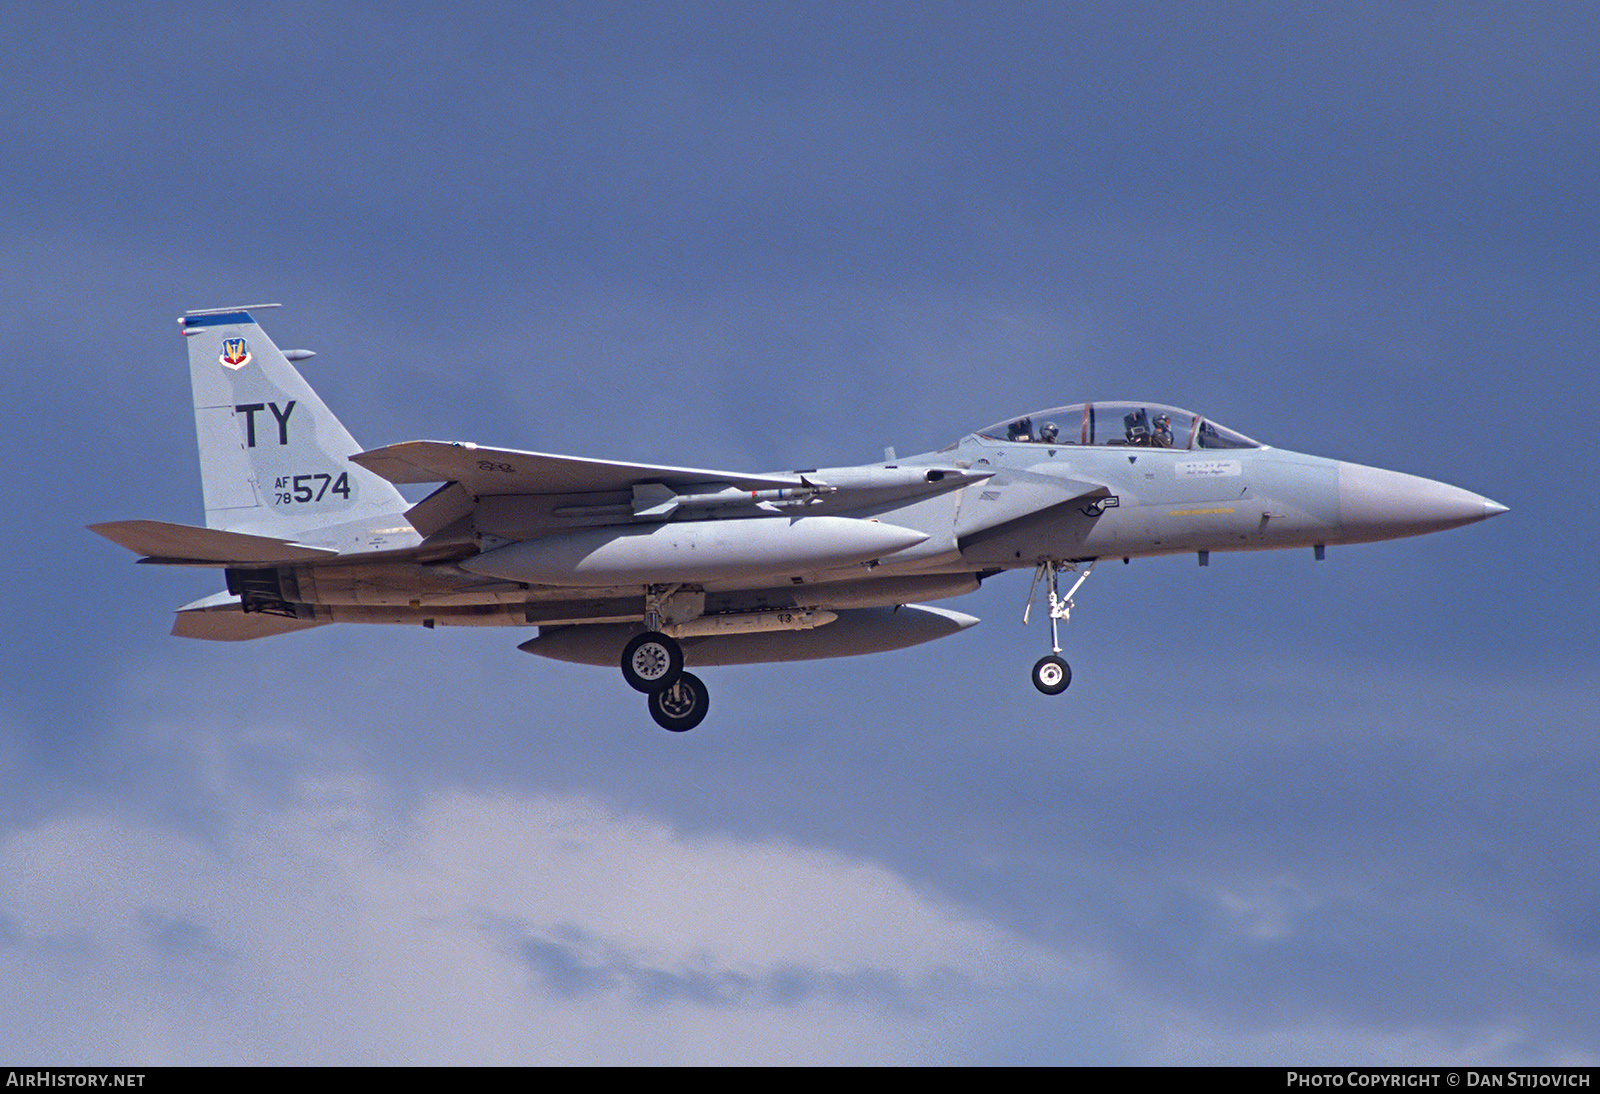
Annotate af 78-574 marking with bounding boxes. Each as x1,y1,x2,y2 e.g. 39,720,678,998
91,305,1507,732
273,472,350,505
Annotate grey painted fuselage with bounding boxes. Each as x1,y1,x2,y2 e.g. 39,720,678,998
93,311,1506,689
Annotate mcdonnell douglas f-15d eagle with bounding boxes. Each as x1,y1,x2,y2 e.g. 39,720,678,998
92,306,1508,731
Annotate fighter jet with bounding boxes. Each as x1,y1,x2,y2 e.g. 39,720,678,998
92,306,1508,731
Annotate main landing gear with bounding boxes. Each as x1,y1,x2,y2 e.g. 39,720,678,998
621,630,683,693
1024,560,1095,695
648,670,710,732
619,625,709,732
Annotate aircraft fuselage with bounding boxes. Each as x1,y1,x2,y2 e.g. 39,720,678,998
93,310,1508,731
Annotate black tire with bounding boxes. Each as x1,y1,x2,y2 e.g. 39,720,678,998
621,631,683,693
1032,654,1071,695
648,671,709,732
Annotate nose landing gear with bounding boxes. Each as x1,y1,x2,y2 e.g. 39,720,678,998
1025,560,1095,695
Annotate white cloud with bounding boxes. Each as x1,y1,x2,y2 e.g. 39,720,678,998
0,776,1075,1064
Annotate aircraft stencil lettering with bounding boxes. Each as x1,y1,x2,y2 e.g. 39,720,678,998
91,306,1509,732
234,400,295,447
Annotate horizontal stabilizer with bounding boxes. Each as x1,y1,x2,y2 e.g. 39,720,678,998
89,520,338,564
351,440,807,496
172,591,327,641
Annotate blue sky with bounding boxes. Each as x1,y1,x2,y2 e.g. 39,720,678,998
1,1,1594,1064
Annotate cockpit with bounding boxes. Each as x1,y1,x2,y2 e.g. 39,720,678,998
973,402,1261,450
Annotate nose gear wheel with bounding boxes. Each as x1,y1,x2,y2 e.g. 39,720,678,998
1032,654,1071,694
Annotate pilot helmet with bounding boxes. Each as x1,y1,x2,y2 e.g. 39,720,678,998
1039,422,1059,442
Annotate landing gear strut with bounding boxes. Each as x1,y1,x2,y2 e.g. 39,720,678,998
1024,560,1095,695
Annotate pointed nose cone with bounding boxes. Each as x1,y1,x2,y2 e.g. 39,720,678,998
1337,462,1508,541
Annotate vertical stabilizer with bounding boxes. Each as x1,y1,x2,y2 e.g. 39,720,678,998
181,306,406,535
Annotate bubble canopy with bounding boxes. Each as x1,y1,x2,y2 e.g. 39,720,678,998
971,402,1261,450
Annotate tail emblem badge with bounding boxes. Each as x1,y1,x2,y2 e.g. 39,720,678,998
220,338,252,370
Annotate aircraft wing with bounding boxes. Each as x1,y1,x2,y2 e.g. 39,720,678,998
89,520,340,565
350,440,808,496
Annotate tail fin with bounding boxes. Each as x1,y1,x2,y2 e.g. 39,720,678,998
181,306,406,535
